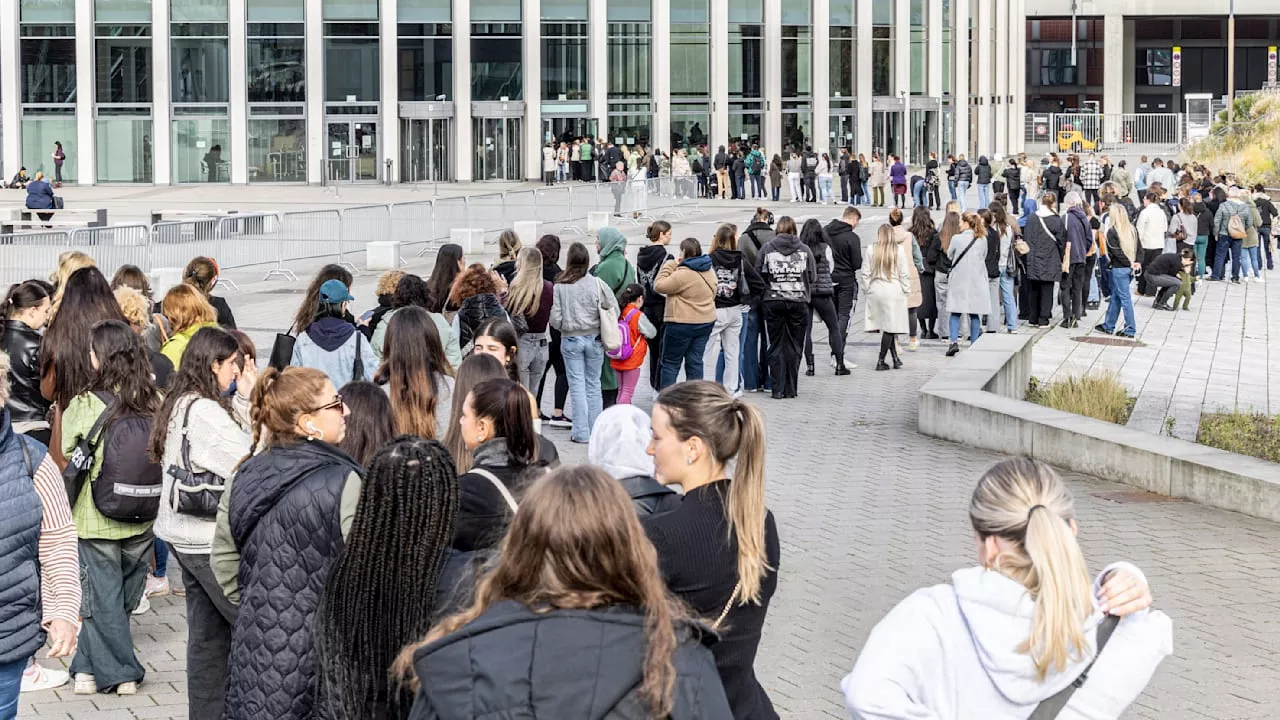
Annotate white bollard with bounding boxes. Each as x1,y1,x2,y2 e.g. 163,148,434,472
366,241,401,270
587,211,610,232
513,220,540,246
451,228,484,254
150,267,185,297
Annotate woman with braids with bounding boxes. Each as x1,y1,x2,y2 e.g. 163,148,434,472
396,465,731,719
374,306,455,440
842,458,1170,718
643,380,779,719
316,437,462,720
149,327,253,719
211,366,364,720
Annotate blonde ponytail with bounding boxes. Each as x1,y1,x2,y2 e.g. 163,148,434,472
970,458,1094,680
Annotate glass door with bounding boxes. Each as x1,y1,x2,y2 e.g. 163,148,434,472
872,111,902,159
543,117,598,146
353,122,378,181
830,113,856,155
327,121,352,182
326,120,379,183
401,119,453,182
473,117,523,181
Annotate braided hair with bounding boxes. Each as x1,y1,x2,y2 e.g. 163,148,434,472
315,435,460,720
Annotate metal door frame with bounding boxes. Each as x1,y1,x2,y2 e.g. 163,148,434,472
401,118,454,182
325,118,380,184
474,116,523,181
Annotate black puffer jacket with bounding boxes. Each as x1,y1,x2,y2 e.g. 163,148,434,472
408,601,732,720
453,439,541,553
975,157,992,184
224,440,363,720
955,160,973,184
1023,212,1067,282
802,235,835,297
455,293,511,356
2,321,49,424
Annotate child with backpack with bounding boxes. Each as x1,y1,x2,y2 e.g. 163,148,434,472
610,284,657,405
62,320,163,696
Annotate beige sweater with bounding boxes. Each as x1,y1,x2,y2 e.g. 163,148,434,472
653,260,718,324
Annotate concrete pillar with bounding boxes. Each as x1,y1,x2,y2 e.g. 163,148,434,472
453,0,474,181
380,0,399,183
928,0,943,97
588,0,608,139
523,0,542,181
1009,0,1024,155
895,0,910,161
229,0,248,183
306,0,324,184
1,0,21,182
152,0,172,184
651,0,670,157
856,0,872,157
763,0,782,155
1122,18,1136,114
75,0,95,184
974,0,991,157
1102,13,1124,116
710,0,729,149
813,0,831,155
954,0,970,158
994,0,1009,156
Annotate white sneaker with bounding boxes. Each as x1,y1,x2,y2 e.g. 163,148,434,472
1256,276,1265,283
145,574,170,597
22,661,69,692
115,681,138,696
132,595,151,615
73,673,97,695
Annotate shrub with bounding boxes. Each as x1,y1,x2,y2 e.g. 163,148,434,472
1026,372,1135,425
1197,412,1280,463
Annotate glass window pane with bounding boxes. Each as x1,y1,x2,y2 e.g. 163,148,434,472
608,24,650,98
22,116,77,182
830,34,854,97
398,37,453,100
781,0,809,26
21,39,77,103
607,0,650,23
172,37,229,102
248,118,306,181
322,0,377,21
249,37,305,102
728,0,761,24
172,118,229,182
471,37,523,100
172,0,228,22
873,26,893,95
872,0,891,25
607,108,650,146
910,0,925,26
247,0,305,22
95,0,151,23
325,37,381,101
96,29,153,104
830,0,854,26
670,24,709,96
472,0,521,23
398,0,451,23
670,104,709,148
671,0,708,24
911,28,926,94
543,0,587,21
96,118,153,182
543,36,588,99
728,26,762,98
22,0,75,23
782,27,810,97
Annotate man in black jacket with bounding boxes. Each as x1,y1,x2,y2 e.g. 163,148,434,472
802,145,818,203
825,205,864,357
954,155,974,210
838,149,852,203
1002,158,1022,212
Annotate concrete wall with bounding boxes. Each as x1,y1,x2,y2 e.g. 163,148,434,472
919,334,1280,523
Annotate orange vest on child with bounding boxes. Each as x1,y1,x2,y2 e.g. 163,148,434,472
610,303,648,372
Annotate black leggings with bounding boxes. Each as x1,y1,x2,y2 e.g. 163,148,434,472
804,295,842,366
537,327,569,412
879,332,899,361
908,307,918,338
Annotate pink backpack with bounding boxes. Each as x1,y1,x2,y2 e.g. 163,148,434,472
607,308,639,361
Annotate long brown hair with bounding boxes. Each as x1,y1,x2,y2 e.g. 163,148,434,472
248,366,330,451
939,211,963,253
293,264,353,333
443,354,508,472
374,307,453,440
393,465,691,717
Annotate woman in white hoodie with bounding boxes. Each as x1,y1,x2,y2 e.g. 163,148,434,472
149,326,254,720
842,457,1172,720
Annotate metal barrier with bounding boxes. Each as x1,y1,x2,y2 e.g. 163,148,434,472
1024,113,1185,152
216,213,281,282
389,200,436,255
340,205,392,268
275,209,344,280
466,193,507,237
0,231,71,287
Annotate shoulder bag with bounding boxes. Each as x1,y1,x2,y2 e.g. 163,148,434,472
596,279,623,351
268,331,295,370
949,234,980,272
165,399,225,518
1027,614,1120,719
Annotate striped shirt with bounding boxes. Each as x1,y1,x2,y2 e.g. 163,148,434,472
31,453,82,626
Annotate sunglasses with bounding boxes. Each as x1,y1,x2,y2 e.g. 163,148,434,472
311,394,345,413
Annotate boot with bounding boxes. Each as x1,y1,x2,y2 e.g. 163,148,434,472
834,359,851,376
875,358,890,371
805,363,815,377
890,345,903,370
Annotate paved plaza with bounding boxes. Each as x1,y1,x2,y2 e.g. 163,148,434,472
16,195,1280,719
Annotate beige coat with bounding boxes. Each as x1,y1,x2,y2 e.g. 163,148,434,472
858,242,912,334
653,259,717,324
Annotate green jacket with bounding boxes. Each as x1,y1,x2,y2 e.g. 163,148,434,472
593,229,635,391
161,321,219,369
63,392,153,540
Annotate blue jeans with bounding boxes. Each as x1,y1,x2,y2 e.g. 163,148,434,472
1102,267,1136,336
660,321,714,389
1096,255,1112,298
1242,245,1262,277
818,175,834,203
1194,235,1208,276
1213,238,1243,280
957,181,971,210
741,306,769,391
154,537,168,578
948,313,982,343
912,180,927,207
999,270,1018,331
947,179,957,201
0,657,24,720
977,183,990,209
560,334,603,443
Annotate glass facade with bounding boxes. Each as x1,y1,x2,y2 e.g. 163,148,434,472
872,0,894,96
325,23,380,102
671,103,710,148
910,0,927,95
543,23,589,100
249,24,305,104
96,25,152,104
728,0,762,100
248,118,306,181
173,118,230,182
941,0,953,96
22,115,77,183
21,27,76,105
782,26,812,98
96,118,153,182
472,25,523,101
671,25,710,97
172,19,230,103
399,24,453,101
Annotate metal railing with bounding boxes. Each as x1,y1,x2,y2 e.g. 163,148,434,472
0,180,696,287
1024,112,1186,152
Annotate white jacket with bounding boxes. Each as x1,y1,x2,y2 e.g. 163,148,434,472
1136,204,1169,251
842,563,1173,720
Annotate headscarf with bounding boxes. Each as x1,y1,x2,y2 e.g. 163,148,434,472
1019,196,1037,228
587,405,654,480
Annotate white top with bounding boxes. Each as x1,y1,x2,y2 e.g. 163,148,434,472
842,562,1173,720
1136,204,1170,251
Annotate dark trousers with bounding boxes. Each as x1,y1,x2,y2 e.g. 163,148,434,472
174,551,238,720
928,184,941,209
659,321,714,389
1025,279,1055,325
741,304,770,391
1137,248,1162,293
803,294,843,366
646,314,666,391
1262,225,1274,269
537,327,569,412
1097,255,1112,298
1213,237,1244,280
803,176,816,202
840,175,850,202
1085,187,1100,209
833,277,859,350
1062,262,1087,322
764,301,808,397
1148,273,1182,305
1008,187,1021,212
751,175,766,198
71,533,152,689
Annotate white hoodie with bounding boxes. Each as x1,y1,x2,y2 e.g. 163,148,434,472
841,563,1173,720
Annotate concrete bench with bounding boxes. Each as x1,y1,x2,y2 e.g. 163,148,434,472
150,209,234,225
1,207,108,234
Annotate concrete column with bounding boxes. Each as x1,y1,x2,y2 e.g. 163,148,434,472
895,0,910,161
651,0,670,155
453,0,473,181
1009,0,1024,155
763,0,781,155
1102,13,1124,117
954,0,970,158
75,0,95,184
229,0,248,183
974,0,991,157
994,0,1008,156
813,0,831,155
855,0,872,157
380,0,399,182
305,0,324,184
928,0,943,97
588,0,608,139
1122,18,1136,114
1,1,21,181
523,0,542,181
152,0,172,184
710,0,728,148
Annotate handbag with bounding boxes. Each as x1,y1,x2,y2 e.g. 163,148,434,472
596,279,622,351
352,332,365,380
165,400,225,519
268,332,295,370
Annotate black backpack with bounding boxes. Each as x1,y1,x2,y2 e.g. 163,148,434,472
64,391,162,522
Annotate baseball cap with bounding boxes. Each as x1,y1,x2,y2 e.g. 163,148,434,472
319,279,355,304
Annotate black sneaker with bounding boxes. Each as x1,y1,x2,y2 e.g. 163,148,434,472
945,343,960,357
547,414,573,428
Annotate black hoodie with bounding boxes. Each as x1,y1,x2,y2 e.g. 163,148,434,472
636,244,674,323
824,218,863,283
709,248,767,308
975,157,992,184
740,221,775,268
756,233,815,303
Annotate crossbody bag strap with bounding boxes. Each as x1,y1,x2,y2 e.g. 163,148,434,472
86,390,117,446
469,467,518,513
18,437,35,478
179,399,199,472
951,235,979,269
712,581,743,630
1029,614,1121,719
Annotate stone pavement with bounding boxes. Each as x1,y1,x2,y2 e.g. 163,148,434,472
1031,271,1279,441
18,196,1280,720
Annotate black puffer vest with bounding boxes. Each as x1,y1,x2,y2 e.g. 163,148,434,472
224,440,362,720
0,414,46,665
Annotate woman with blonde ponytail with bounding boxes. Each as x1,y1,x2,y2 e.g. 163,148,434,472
644,380,779,720
843,457,1172,719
